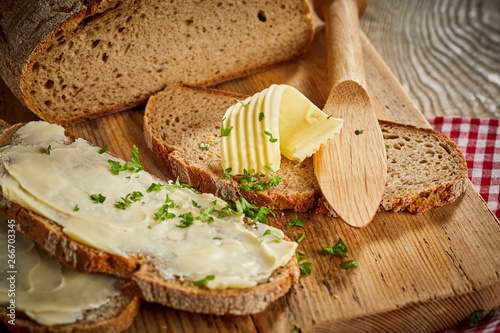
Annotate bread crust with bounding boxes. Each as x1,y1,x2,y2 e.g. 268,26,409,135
144,84,468,216
0,122,300,315
0,0,315,125
0,289,141,333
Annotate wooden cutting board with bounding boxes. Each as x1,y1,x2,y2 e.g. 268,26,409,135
0,28,499,333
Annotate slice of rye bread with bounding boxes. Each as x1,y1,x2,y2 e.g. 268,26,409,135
0,280,140,333
144,84,468,215
0,0,314,125
0,123,300,316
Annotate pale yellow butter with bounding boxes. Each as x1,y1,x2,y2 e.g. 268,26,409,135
0,216,120,326
220,84,343,176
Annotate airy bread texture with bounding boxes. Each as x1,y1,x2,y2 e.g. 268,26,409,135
144,84,468,215
0,123,299,316
0,0,314,125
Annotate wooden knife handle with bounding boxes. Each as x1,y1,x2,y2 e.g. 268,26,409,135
313,0,369,90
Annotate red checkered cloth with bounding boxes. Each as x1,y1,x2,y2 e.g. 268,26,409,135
428,117,500,333
428,117,500,219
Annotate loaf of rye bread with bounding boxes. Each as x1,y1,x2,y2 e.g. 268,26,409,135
0,121,299,316
0,0,314,125
143,84,468,215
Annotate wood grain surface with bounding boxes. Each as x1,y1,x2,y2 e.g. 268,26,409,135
360,0,500,119
0,1,499,332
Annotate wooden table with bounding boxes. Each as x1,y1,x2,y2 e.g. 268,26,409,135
0,1,499,332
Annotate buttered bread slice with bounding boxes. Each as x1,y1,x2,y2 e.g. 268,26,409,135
0,216,140,332
0,121,299,315
144,84,468,214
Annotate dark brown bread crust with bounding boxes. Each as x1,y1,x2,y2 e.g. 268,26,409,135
144,84,468,216
0,122,300,315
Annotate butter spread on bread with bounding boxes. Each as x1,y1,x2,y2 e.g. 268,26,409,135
0,121,296,289
0,219,120,326
221,84,342,175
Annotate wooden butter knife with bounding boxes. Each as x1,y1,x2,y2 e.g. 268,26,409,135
312,0,387,227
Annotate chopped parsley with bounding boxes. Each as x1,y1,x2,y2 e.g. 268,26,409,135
296,250,312,275
340,260,358,269
176,212,194,228
224,197,275,224
155,194,179,220
299,261,312,275
199,142,210,150
170,176,199,193
147,225,152,229
266,175,281,186
108,145,144,175
211,141,218,145
239,169,280,193
73,204,79,212
194,274,215,286
90,193,106,203
232,97,249,107
265,165,274,172
224,191,234,201
45,145,51,155
264,130,278,143
115,191,144,210
259,229,283,243
146,183,164,193
292,323,301,333
98,145,108,154
222,168,232,179
220,117,233,137
327,115,332,119
288,215,305,227
208,163,213,167
385,144,390,149
322,237,349,257
192,200,202,208
297,232,305,243
467,309,485,326
259,112,264,122
196,201,219,223
213,237,222,240
354,129,365,135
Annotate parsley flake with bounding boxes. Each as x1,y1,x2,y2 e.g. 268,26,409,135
176,212,194,228
297,232,305,243
288,215,305,227
354,129,365,135
194,274,215,286
108,145,144,175
220,117,233,137
222,168,232,179
265,165,274,172
90,193,106,204
296,250,312,275
264,130,278,143
146,183,164,193
192,200,202,208
327,115,332,119
259,112,264,122
259,229,283,243
199,142,210,150
98,145,108,154
293,323,301,333
45,145,51,155
232,97,249,107
115,191,144,210
385,144,390,149
340,260,358,269
323,237,349,257
73,204,79,212
224,190,234,201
